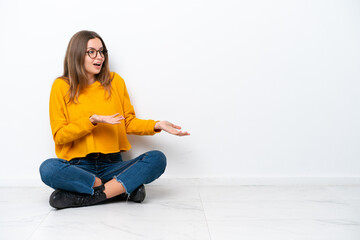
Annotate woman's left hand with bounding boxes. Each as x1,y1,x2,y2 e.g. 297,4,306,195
154,121,190,136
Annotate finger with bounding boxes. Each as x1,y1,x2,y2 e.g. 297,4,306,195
177,131,190,136
166,128,181,135
172,124,182,130
113,117,123,121
172,129,183,135
110,113,120,117
113,115,125,120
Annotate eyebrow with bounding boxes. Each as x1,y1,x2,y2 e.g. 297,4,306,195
87,47,104,50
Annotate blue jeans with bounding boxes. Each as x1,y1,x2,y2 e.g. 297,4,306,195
39,150,166,195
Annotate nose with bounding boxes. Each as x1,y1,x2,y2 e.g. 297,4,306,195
96,52,104,60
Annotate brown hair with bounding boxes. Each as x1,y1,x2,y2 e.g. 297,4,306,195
59,30,113,104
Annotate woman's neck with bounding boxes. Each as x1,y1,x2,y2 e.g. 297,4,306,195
87,75,96,85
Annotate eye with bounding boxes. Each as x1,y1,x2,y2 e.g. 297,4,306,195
88,50,95,54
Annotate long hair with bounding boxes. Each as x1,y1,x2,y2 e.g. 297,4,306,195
59,30,113,104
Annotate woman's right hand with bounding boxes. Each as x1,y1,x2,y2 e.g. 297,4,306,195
89,113,125,125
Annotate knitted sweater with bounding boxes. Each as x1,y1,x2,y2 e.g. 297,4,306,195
49,72,159,161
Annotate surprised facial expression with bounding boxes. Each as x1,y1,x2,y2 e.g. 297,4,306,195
84,38,105,78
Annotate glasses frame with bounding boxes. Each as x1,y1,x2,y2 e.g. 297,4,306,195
86,48,108,59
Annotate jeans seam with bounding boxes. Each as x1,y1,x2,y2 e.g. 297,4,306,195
113,153,147,193
118,154,146,176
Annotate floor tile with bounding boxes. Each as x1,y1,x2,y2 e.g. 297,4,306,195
0,187,52,240
146,185,201,202
327,186,360,200
202,200,360,221
207,219,360,240
199,185,340,202
58,200,207,221
1,185,360,240
30,211,210,240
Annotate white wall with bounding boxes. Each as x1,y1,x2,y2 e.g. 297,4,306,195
1,0,359,186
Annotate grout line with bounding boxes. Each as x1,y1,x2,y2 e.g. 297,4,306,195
27,208,54,240
198,186,213,240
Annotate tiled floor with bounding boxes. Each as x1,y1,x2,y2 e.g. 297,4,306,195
1,184,360,240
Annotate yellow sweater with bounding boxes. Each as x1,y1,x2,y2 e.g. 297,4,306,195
49,72,159,161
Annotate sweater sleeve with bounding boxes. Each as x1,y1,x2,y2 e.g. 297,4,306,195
116,74,159,135
49,79,97,145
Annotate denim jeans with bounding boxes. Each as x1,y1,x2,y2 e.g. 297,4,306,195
39,150,166,195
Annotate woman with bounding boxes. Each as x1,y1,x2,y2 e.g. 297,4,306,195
39,30,189,209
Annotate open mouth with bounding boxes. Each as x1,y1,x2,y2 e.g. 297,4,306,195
93,63,102,66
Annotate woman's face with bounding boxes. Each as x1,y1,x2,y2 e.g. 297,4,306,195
84,37,105,78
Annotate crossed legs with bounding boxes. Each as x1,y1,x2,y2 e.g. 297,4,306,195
39,150,166,208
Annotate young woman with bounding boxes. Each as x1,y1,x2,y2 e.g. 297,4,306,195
39,30,189,209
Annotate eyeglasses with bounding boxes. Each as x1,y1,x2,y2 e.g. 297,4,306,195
86,48,107,59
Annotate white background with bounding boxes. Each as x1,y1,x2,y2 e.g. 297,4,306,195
0,0,359,186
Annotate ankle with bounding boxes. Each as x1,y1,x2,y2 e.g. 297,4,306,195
104,179,126,199
93,177,103,188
